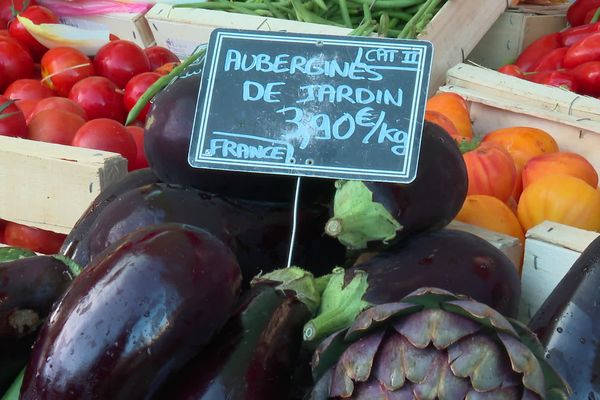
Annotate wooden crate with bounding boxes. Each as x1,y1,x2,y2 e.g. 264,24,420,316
469,4,568,69
0,136,128,234
59,12,155,48
519,221,599,323
145,0,506,95
439,63,600,175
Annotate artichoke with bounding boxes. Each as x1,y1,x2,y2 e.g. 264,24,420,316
308,288,571,400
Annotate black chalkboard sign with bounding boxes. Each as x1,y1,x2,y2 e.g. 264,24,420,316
188,29,433,183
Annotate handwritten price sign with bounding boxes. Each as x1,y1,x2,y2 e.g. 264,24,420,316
188,29,433,183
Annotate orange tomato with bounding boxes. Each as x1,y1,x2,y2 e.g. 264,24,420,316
458,195,524,243
482,126,559,199
426,92,473,141
523,151,598,189
424,110,462,141
518,175,600,232
457,195,524,273
462,141,517,202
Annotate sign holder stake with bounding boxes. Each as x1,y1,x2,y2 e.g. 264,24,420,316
286,176,301,268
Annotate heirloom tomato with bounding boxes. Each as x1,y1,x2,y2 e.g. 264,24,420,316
518,175,600,231
462,141,517,203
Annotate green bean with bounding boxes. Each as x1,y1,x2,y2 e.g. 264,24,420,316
125,48,207,126
337,0,353,28
362,2,372,24
373,10,412,22
398,0,440,39
378,12,389,37
312,0,328,12
172,0,444,39
348,0,426,10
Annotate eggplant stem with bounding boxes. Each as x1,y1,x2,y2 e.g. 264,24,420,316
303,268,371,342
324,218,343,237
328,180,402,249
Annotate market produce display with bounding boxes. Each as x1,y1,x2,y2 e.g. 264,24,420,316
423,91,600,272
1,68,573,397
2,0,600,398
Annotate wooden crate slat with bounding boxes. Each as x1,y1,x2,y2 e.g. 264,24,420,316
0,137,127,234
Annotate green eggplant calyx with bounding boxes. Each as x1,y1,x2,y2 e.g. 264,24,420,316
1,367,24,400
303,267,371,343
251,267,322,315
326,180,402,249
52,254,82,278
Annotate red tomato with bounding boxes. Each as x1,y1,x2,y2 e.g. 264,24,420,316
0,94,26,137
0,0,35,29
15,98,39,121
0,29,8,38
30,96,87,121
3,221,66,254
0,37,34,92
144,45,179,70
28,108,86,145
498,64,524,78
123,72,160,122
93,40,151,88
8,5,59,60
72,118,137,168
4,78,54,101
69,76,126,122
41,47,95,97
126,125,148,169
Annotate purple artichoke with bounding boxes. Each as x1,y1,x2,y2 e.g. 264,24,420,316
308,288,571,400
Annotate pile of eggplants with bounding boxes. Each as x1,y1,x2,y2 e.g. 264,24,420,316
0,59,538,400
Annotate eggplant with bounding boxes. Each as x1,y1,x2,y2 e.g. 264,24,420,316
62,182,346,282
60,168,160,259
528,235,600,398
0,255,77,392
304,228,521,343
20,223,242,400
144,56,335,203
325,121,468,249
154,269,318,400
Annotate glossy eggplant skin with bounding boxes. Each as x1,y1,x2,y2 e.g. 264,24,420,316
21,224,242,400
144,59,335,203
65,183,346,282
60,168,160,259
528,235,600,397
350,228,521,317
155,284,311,400
0,256,73,392
0,256,72,339
368,121,467,244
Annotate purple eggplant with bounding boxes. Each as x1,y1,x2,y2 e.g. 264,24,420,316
60,168,160,259
20,223,241,400
303,228,521,343
62,182,346,282
154,268,320,400
144,56,335,204
0,255,78,392
325,121,467,250
528,235,600,397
